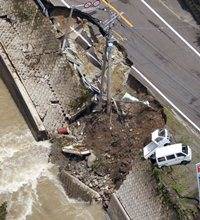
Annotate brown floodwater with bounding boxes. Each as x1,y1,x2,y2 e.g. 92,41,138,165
0,78,107,220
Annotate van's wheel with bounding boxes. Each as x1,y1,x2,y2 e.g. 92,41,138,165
164,143,170,146
150,158,156,164
181,161,188,165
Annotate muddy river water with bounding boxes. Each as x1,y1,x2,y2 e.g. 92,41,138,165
0,78,106,220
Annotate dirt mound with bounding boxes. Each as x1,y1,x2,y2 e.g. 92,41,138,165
84,103,165,188
50,100,166,207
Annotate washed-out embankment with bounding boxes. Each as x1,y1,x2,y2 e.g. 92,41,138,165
0,39,167,220
0,1,173,219
0,43,102,203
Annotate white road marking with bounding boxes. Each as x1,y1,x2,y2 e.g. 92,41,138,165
131,65,200,133
60,0,70,8
158,0,200,30
70,26,92,47
140,0,200,58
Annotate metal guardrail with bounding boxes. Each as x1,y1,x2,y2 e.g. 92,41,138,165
35,0,49,16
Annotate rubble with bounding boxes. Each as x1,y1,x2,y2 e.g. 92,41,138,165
37,2,168,207
62,143,91,156
50,92,166,207
122,92,150,107
87,152,97,168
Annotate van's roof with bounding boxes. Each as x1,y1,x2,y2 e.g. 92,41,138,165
156,143,184,157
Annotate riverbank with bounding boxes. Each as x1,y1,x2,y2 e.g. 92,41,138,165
0,76,107,220
1,0,199,219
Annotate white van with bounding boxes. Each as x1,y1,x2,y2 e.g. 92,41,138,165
155,143,192,168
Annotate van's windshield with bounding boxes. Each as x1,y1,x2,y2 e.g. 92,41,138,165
182,145,188,155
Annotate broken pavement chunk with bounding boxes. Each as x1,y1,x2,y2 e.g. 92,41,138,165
87,152,97,167
122,92,150,106
75,30,93,50
62,144,91,156
86,47,102,69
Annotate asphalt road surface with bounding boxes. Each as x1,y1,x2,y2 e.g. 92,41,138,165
97,0,200,133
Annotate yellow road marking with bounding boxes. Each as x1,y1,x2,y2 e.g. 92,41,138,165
100,0,134,28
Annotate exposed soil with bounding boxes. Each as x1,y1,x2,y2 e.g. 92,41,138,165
50,94,166,207
83,102,165,187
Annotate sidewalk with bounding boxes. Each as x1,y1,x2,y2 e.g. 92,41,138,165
108,156,176,220
0,0,83,135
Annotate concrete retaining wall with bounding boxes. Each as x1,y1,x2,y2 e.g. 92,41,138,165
107,194,130,220
60,170,101,203
0,45,47,141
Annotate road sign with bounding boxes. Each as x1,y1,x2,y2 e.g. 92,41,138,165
92,0,100,7
84,1,92,8
84,0,100,8
196,163,200,203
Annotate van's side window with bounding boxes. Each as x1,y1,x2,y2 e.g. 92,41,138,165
158,157,165,162
166,155,175,160
176,153,185,157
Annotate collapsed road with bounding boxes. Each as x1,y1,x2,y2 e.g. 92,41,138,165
1,0,199,219
46,0,200,133
96,0,200,133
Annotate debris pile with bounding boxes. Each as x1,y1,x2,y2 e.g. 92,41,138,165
50,12,130,98
1,0,187,217
25,1,168,208
50,91,166,207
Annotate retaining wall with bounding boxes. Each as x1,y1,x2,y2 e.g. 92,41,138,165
107,194,130,220
0,45,47,141
59,170,101,203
